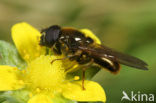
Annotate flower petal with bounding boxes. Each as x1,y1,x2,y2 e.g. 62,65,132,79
0,65,24,91
28,94,53,103
62,80,106,102
80,29,101,44
11,22,45,62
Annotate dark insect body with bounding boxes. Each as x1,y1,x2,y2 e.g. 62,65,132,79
40,25,148,89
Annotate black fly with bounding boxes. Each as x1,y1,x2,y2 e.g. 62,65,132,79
40,25,148,90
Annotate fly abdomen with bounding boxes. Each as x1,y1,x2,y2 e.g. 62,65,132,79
93,56,120,73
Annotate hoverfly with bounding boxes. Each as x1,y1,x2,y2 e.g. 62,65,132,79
40,25,148,90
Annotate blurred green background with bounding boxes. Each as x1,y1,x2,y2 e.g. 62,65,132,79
0,0,156,103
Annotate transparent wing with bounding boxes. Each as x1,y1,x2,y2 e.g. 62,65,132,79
78,44,148,70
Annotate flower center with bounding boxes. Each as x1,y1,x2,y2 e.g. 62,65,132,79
25,55,66,92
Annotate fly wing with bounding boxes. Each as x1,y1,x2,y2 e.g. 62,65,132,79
78,44,148,70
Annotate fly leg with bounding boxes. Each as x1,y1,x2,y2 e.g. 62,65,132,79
51,55,73,64
51,51,81,64
81,59,94,90
82,68,86,90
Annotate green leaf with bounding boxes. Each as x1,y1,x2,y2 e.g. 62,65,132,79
0,40,26,69
11,89,29,103
0,89,29,103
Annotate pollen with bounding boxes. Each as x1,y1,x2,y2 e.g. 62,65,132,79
36,88,41,93
36,46,41,51
19,80,24,85
29,93,33,98
24,54,30,60
74,76,80,80
21,70,26,74
34,53,40,57
25,55,66,92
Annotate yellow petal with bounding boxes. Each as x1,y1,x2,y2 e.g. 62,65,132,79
11,22,45,62
28,94,53,103
80,29,101,44
0,65,24,91
62,80,106,102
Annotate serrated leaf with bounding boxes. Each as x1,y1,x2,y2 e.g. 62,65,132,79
0,40,26,69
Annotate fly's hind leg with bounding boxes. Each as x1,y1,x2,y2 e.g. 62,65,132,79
82,68,86,90
81,59,94,90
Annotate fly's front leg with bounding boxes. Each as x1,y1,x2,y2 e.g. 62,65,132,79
51,57,68,64
50,50,82,64
51,55,74,64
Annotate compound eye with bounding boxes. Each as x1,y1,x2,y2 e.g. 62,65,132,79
44,25,61,47
40,35,45,46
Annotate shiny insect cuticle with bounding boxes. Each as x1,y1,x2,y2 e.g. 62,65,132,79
40,25,148,89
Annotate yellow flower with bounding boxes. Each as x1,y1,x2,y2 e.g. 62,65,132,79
0,22,106,103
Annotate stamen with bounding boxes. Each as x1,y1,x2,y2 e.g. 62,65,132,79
24,54,30,60
13,68,17,71
21,70,26,74
35,53,40,57
19,80,24,85
36,46,41,51
74,76,80,80
29,93,33,98
36,88,41,93
64,76,80,84
23,50,27,54
25,55,66,93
